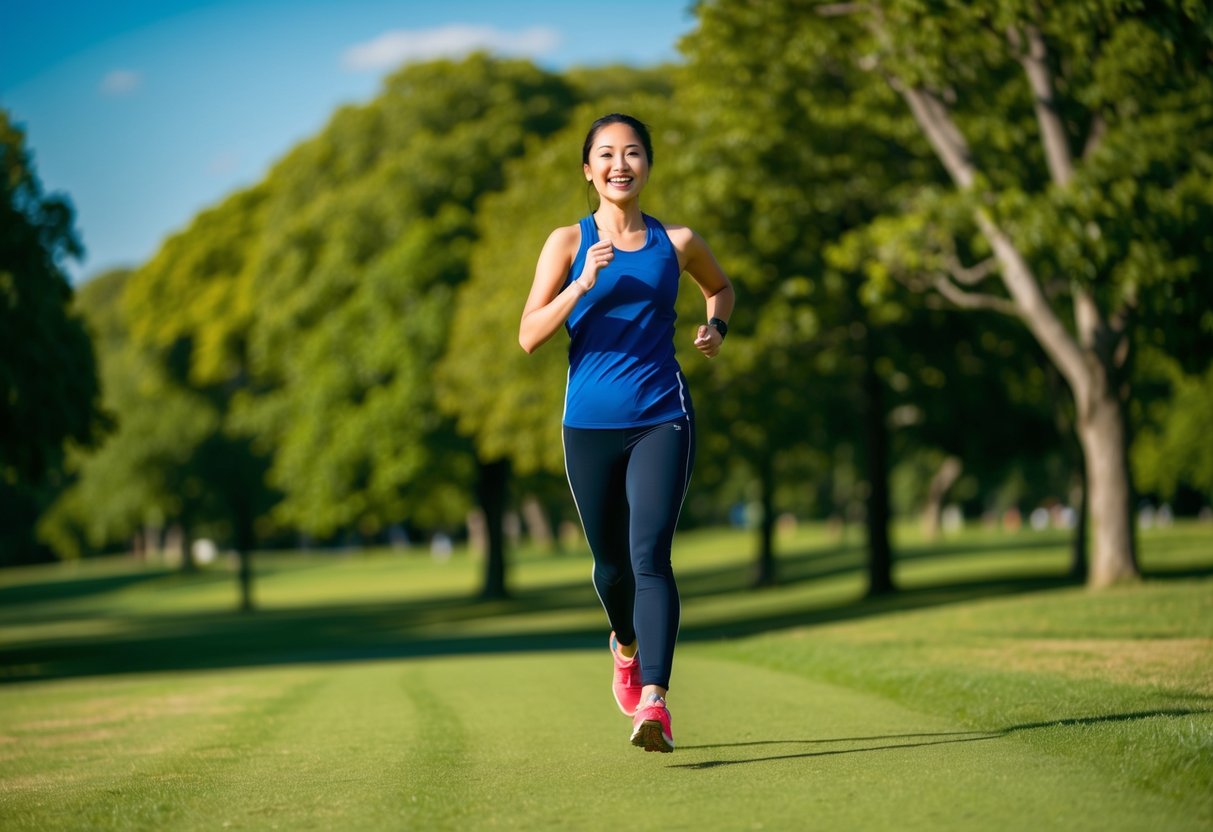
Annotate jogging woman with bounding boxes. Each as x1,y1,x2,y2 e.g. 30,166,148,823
519,113,735,752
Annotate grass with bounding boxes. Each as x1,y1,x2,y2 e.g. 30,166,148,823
1,521,1210,830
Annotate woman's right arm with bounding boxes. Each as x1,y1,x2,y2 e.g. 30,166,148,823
519,227,612,354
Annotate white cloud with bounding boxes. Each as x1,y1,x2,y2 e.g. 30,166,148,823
100,69,142,96
342,24,561,71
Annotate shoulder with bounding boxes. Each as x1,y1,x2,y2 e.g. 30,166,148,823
540,223,584,259
657,220,705,254
546,222,583,246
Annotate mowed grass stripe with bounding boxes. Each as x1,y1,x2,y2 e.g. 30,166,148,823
674,648,1203,831
2,524,1210,830
1,648,1208,831
2,668,328,828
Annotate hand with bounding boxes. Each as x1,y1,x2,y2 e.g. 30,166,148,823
694,324,722,358
577,238,614,291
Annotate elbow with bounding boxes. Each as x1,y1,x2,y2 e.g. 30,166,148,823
518,332,538,354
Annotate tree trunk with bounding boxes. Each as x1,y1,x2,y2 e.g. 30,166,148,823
864,344,895,596
179,525,197,573
922,456,962,541
234,502,255,612
521,495,554,551
1068,469,1088,581
752,449,777,587
237,549,254,612
890,77,1140,590
477,458,510,600
1076,388,1137,586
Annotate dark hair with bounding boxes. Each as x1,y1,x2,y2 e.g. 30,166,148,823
581,113,654,166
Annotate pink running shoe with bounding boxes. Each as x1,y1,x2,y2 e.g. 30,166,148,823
610,632,642,715
630,693,674,753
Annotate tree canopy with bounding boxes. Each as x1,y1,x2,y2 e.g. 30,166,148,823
22,8,1212,600
0,111,106,563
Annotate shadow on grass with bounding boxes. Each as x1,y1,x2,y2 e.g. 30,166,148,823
0,536,1207,684
0,576,1071,683
0,568,180,607
670,709,1213,769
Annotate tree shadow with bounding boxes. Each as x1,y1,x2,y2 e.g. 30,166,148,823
0,569,1077,684
0,536,1207,684
0,568,180,608
669,709,1213,770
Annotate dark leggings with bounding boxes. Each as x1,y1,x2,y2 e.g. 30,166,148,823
563,416,694,690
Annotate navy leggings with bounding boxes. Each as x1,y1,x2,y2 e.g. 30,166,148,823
563,416,695,690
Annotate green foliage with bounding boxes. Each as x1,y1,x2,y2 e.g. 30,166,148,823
234,55,576,536
38,269,230,559
812,0,1213,532
0,111,107,563
826,0,1213,350
124,186,269,387
30,2,1212,570
672,1,1027,539
1133,353,1213,499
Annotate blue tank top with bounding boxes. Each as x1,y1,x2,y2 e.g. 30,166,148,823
563,213,691,428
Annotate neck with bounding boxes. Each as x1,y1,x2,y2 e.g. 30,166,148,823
594,201,644,237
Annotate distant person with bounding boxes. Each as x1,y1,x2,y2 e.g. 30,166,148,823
519,113,735,752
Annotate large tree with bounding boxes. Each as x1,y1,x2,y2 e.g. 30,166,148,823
0,111,106,564
121,184,278,608
236,55,575,595
672,2,945,590
121,56,574,598
814,0,1213,586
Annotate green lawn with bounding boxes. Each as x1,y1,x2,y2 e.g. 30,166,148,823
1,522,1210,830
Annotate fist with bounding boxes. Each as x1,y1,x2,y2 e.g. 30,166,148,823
579,239,614,290
694,324,722,358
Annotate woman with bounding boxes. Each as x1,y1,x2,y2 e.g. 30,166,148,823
519,113,734,753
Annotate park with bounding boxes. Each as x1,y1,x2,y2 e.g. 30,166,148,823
2,522,1211,828
3,1,1212,829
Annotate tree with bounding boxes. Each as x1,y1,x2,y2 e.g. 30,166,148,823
122,186,279,608
671,2,945,590
815,0,1213,586
39,269,213,562
0,111,106,564
233,55,575,597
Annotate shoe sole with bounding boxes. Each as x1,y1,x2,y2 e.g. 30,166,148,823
630,719,674,753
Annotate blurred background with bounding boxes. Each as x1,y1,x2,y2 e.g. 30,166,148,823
3,0,1211,601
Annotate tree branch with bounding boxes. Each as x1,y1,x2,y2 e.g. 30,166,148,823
943,252,998,286
1009,23,1074,186
975,211,1090,398
892,81,979,188
851,9,1092,400
932,275,1020,316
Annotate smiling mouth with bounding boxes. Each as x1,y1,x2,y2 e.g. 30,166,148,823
608,177,633,187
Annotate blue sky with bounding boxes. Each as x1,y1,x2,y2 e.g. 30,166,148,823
1,1,697,282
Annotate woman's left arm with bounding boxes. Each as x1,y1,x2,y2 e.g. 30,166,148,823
673,227,735,359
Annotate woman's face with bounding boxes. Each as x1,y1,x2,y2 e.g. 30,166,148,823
584,122,650,204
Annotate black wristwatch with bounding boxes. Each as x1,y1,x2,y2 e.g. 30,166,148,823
708,317,729,339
